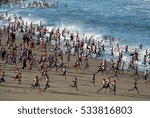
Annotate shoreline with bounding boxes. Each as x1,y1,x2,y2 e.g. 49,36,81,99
0,1,150,69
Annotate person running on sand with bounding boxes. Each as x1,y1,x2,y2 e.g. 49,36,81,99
43,75,50,92
17,72,22,85
40,67,48,81
22,57,27,69
96,61,103,74
62,66,67,79
0,71,5,83
73,59,81,71
14,68,21,84
108,60,115,73
66,51,71,63
78,53,83,65
39,61,45,71
56,60,64,71
144,70,148,83
71,77,78,91
101,62,108,75
1,47,6,61
2,52,9,66
95,47,101,58
127,60,135,72
28,60,32,70
90,73,96,87
120,61,125,74
111,67,119,80
31,76,41,90
128,79,139,94
131,66,139,79
105,77,111,92
11,54,17,66
111,80,116,95
83,58,89,70
97,79,106,93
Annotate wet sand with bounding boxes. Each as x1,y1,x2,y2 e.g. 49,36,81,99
0,32,150,101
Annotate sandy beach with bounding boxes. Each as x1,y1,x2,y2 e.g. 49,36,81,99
0,30,150,101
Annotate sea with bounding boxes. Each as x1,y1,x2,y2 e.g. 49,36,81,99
0,0,150,71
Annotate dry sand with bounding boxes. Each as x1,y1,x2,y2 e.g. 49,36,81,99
0,32,150,101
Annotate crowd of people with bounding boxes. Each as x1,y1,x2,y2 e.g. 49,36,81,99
0,12,150,96
20,0,59,8
1,0,67,9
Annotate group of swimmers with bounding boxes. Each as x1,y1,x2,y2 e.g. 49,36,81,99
0,12,150,95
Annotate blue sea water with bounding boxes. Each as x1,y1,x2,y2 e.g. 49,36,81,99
0,0,150,47
0,0,150,70
42,0,149,47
